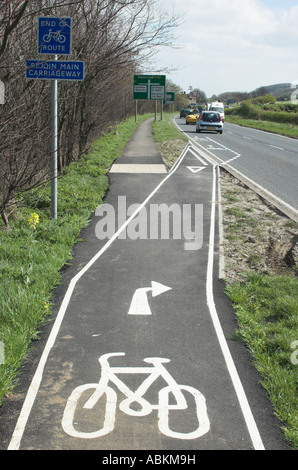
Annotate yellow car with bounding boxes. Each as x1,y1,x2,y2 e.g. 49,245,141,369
185,111,200,124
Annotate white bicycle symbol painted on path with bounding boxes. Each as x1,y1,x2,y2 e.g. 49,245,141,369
62,352,210,440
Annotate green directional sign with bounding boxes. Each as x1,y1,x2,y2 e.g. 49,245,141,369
165,92,175,104
133,75,166,100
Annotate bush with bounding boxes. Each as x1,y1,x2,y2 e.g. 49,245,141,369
259,110,298,125
229,99,298,125
238,101,261,119
251,94,276,105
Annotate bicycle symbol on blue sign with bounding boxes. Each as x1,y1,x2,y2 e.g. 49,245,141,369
38,17,71,55
62,352,210,440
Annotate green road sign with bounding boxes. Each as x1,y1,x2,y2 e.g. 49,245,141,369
165,92,175,104
133,75,166,100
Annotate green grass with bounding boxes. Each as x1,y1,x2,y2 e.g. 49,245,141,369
225,274,298,448
152,112,188,166
225,115,298,139
152,112,187,142
0,113,153,404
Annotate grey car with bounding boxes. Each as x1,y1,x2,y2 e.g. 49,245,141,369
196,111,223,134
180,108,192,118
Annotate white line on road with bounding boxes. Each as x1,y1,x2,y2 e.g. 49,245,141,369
188,147,208,165
205,137,241,165
269,144,284,150
207,165,265,451
188,134,298,221
229,122,294,141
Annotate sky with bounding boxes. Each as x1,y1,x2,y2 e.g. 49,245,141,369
152,0,298,97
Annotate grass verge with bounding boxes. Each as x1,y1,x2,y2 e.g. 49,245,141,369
220,173,298,449
0,113,152,405
225,274,298,448
152,112,188,168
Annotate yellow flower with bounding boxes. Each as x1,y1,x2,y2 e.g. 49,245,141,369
28,212,40,230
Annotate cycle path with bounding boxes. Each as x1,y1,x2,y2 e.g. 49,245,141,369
4,119,289,451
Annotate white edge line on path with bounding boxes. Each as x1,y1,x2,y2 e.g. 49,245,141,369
207,165,265,451
216,166,225,280
7,144,189,450
173,119,265,449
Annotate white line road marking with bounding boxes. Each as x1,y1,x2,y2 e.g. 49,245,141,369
217,166,225,280
243,136,252,140
188,146,208,165
110,164,167,174
207,165,265,450
189,133,298,220
269,144,284,150
228,122,296,142
128,282,172,316
186,166,206,173
205,137,241,165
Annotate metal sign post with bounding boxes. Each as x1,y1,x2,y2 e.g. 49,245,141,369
0,80,5,104
51,58,58,220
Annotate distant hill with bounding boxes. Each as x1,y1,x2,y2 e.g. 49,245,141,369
252,83,292,99
215,83,294,103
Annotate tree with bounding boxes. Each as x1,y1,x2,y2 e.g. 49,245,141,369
165,80,188,109
192,88,206,103
252,86,268,98
0,0,180,225
0,0,30,59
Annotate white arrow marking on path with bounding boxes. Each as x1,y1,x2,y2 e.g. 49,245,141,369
128,282,172,315
186,166,206,174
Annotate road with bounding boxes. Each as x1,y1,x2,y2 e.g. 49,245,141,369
176,118,298,220
0,119,291,452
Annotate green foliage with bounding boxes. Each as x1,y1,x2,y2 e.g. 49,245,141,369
250,94,276,105
228,98,298,126
226,273,298,448
152,112,188,143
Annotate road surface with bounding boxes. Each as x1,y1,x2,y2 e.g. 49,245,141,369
176,118,298,220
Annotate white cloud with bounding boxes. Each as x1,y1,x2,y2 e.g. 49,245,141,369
280,6,298,41
153,0,297,96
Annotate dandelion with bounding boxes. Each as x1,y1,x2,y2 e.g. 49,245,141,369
28,212,40,230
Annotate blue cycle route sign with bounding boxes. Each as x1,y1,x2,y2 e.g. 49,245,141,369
38,17,72,55
26,60,84,81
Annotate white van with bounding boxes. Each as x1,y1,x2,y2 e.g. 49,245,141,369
208,102,225,121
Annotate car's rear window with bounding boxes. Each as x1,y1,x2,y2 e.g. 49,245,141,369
210,107,224,113
202,113,220,122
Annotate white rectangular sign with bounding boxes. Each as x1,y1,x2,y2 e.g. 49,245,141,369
151,85,165,100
